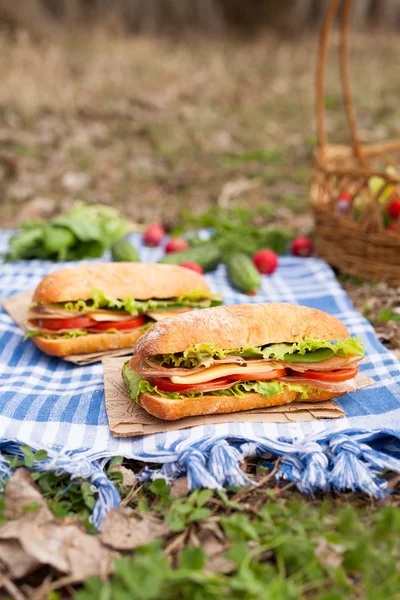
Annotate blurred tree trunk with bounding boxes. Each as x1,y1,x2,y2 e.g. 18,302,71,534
351,0,372,29
370,0,400,28
3,0,400,37
0,0,59,37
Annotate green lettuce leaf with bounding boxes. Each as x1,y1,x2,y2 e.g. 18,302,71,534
24,329,89,340
24,321,152,341
261,337,364,361
122,363,314,403
35,287,222,315
149,336,364,368
122,362,143,401
216,380,313,400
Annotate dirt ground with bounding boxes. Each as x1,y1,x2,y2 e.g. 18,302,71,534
1,30,400,223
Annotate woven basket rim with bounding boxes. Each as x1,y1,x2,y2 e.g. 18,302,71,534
312,0,400,284
313,145,400,182
312,205,400,245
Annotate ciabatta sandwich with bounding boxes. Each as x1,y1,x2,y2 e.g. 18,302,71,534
27,263,222,357
123,303,367,420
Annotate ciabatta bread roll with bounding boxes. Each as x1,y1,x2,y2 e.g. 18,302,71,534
123,303,367,420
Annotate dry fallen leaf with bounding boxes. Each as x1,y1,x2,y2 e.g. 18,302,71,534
199,530,233,574
109,465,137,487
218,178,261,209
315,538,346,570
18,522,113,580
0,539,41,579
170,477,189,497
0,469,113,581
386,472,400,490
4,468,53,523
100,508,169,551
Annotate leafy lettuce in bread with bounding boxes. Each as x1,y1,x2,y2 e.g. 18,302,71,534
122,362,314,402
148,336,364,368
33,287,222,315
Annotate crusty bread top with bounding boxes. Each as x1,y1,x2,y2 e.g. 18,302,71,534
134,303,350,356
32,263,210,304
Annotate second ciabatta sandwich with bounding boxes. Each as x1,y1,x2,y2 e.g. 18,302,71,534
26,263,222,357
123,303,368,420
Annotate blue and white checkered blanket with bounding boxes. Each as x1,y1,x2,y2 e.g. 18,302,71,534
1,231,400,528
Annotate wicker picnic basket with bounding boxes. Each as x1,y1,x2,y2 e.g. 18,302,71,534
311,0,400,284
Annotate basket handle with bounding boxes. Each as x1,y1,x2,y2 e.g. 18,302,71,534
316,0,364,165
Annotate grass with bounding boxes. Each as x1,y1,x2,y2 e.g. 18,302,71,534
2,453,400,599
75,501,400,599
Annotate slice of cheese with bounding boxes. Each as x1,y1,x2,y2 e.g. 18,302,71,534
170,362,278,385
146,308,191,321
86,310,133,322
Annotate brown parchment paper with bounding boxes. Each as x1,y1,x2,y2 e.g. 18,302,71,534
101,357,378,438
2,291,135,365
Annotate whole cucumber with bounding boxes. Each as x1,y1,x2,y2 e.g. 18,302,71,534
158,244,221,272
111,238,140,262
225,252,261,295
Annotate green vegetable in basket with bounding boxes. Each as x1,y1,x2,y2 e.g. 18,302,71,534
5,202,132,262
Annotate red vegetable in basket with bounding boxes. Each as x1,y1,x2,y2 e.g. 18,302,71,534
388,197,400,220
144,224,165,247
165,237,190,254
291,236,314,257
252,249,278,275
338,191,351,214
388,222,398,233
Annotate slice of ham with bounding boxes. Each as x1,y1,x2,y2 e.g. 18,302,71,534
279,376,357,394
145,374,357,396
29,305,193,323
131,353,362,379
193,354,361,372
128,356,209,377
278,355,361,372
28,306,133,321
28,305,83,319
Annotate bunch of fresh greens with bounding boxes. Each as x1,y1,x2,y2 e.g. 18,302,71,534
180,205,294,260
5,202,132,261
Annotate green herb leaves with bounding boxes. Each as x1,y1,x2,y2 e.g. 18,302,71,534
5,202,132,261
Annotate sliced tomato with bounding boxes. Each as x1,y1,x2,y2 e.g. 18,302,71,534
151,376,232,393
91,315,146,331
287,366,359,382
36,317,97,330
226,368,287,381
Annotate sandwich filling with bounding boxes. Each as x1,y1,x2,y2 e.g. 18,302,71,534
26,287,222,340
123,336,364,402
